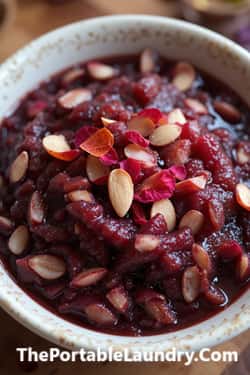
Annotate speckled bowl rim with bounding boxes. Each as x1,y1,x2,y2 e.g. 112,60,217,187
0,15,249,353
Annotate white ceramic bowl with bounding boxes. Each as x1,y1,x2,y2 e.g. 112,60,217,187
0,15,249,353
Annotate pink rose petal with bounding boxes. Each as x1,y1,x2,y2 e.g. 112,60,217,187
120,158,142,183
74,126,98,148
138,108,163,124
168,165,187,181
100,148,119,166
125,130,150,148
132,203,148,226
135,170,176,203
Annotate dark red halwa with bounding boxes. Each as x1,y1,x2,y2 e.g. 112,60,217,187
0,50,249,336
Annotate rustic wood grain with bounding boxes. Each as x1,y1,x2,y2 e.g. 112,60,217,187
0,1,249,374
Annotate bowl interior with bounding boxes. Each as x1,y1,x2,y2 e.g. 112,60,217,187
0,15,249,352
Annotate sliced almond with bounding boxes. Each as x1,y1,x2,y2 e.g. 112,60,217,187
61,68,84,85
185,98,208,115
172,62,195,92
0,216,13,236
179,210,204,235
85,303,117,325
236,253,250,281
101,117,116,127
71,267,107,287
87,62,117,80
29,254,66,280
175,175,207,195
192,243,212,272
237,146,250,165
135,234,160,252
214,100,241,123
167,108,186,125
67,190,94,203
58,88,92,109
151,199,176,232
86,155,109,183
43,134,70,155
106,286,129,313
149,124,182,146
182,266,201,303
9,151,29,183
140,48,155,74
128,116,155,137
108,169,134,217
8,225,29,255
124,144,156,167
235,183,250,211
29,191,45,225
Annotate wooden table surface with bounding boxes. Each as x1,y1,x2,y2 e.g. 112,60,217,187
0,1,249,374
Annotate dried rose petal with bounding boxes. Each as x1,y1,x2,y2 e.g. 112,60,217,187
168,165,187,181
120,158,142,183
218,240,243,261
125,130,149,148
131,203,147,225
80,128,114,157
99,148,119,166
138,108,163,124
135,170,176,203
74,126,98,148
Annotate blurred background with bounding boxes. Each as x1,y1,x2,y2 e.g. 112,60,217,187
0,0,249,374
0,0,250,62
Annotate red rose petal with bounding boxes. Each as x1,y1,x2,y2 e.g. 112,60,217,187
168,165,187,180
125,130,150,148
132,203,148,226
74,126,98,148
135,170,176,203
100,148,119,166
120,158,142,183
138,108,163,123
